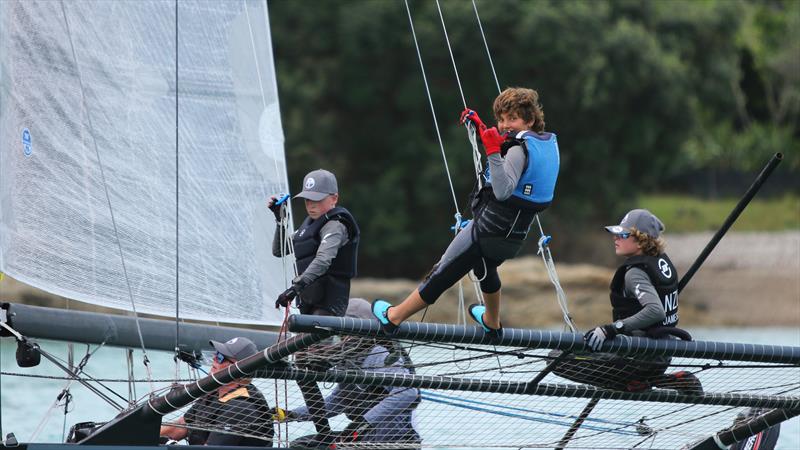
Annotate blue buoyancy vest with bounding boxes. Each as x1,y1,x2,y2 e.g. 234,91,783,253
485,131,560,207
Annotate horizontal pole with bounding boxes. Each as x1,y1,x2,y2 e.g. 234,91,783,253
1,302,279,354
288,315,800,364
687,408,800,450
257,365,800,410
80,332,329,444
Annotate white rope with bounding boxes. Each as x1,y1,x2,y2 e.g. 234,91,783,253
471,0,502,95
466,0,577,333
403,0,460,214
434,0,467,108
58,0,155,393
535,218,577,333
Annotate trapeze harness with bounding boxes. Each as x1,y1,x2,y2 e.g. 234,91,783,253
609,254,680,333
292,206,360,315
471,131,559,258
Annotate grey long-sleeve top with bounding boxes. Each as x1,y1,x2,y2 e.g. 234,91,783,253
486,145,527,201
620,267,667,333
291,345,419,442
271,220,349,287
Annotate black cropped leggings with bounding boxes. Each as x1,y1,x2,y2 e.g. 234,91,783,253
418,223,503,304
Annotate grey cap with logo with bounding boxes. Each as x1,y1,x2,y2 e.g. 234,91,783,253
294,169,338,201
604,208,665,238
209,337,258,361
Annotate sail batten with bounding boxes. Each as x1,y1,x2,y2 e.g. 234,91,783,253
0,0,289,325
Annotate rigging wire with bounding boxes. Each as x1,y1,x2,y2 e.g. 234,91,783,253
467,0,577,332
402,0,460,214
57,0,155,393
434,0,467,109
173,0,182,387
471,0,501,94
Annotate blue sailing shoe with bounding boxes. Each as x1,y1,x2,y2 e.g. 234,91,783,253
468,303,503,339
371,299,399,335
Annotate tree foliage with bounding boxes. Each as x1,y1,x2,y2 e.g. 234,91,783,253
268,0,798,276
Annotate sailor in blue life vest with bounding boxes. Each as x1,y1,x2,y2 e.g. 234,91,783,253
268,169,360,317
553,209,702,394
372,87,560,338
273,299,422,449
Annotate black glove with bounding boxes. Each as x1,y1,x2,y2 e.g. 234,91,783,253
584,324,618,352
267,196,285,222
334,420,371,444
275,285,299,309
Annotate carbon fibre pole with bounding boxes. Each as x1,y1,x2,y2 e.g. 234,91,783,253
78,332,329,444
687,408,800,450
678,152,783,293
289,315,800,364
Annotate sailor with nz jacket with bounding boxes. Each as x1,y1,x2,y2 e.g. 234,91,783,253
551,210,702,393
585,208,679,350
269,169,359,317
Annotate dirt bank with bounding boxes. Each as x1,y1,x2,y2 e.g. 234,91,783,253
352,231,800,328
2,232,797,328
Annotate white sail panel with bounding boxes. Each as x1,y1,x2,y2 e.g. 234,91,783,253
0,0,291,325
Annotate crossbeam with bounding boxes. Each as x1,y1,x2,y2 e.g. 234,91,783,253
288,315,800,364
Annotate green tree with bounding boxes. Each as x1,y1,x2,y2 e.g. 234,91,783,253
268,0,796,276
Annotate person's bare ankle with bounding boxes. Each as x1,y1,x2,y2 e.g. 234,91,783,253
484,315,501,330
386,307,399,325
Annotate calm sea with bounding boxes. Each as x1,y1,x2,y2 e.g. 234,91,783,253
1,327,798,448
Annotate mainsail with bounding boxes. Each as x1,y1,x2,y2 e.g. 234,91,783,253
0,0,291,325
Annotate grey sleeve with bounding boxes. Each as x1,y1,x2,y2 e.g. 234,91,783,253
487,145,526,201
620,268,666,331
272,225,293,257
361,348,419,425
294,220,349,287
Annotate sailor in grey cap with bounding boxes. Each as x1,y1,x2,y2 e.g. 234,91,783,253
160,336,273,445
272,299,421,448
267,169,360,318
551,209,700,395
209,336,258,361
587,208,678,350
604,208,665,242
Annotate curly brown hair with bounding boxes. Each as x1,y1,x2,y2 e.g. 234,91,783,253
493,87,545,133
631,228,666,256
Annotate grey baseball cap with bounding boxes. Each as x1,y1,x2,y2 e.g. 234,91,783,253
345,298,374,320
604,209,665,238
209,337,258,361
294,169,338,201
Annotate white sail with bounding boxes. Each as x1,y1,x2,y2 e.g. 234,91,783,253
0,0,291,325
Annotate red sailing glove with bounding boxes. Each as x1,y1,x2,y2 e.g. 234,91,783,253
479,126,505,156
459,108,487,132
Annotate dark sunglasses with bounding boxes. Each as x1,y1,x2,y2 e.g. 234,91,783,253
615,231,631,239
215,351,227,364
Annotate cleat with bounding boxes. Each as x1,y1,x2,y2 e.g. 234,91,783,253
371,299,399,335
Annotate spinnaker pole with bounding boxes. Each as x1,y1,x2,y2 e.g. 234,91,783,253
556,152,784,449
687,408,800,450
678,152,783,293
